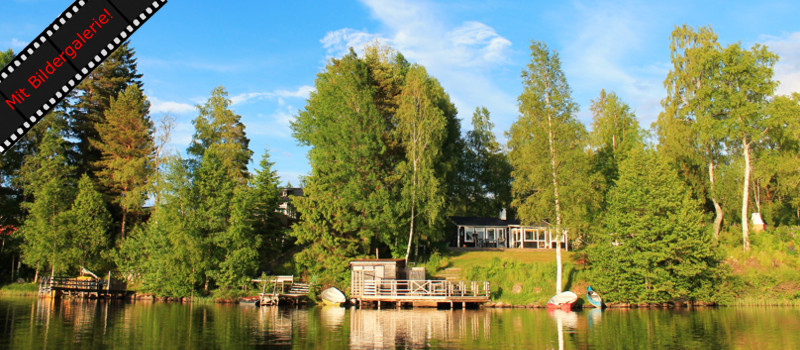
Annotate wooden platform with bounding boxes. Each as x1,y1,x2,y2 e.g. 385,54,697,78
352,279,490,309
38,277,132,299
256,276,311,306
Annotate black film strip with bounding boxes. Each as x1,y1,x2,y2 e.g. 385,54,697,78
0,0,168,154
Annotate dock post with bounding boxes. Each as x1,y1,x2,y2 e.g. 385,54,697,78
378,300,381,310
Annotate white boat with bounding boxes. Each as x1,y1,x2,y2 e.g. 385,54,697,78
320,287,346,306
546,291,578,310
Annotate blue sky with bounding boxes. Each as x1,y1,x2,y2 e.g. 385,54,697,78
2,0,799,185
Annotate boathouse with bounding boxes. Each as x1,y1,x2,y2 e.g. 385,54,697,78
450,216,568,250
349,259,490,308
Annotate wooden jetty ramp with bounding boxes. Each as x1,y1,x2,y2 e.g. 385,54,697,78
256,275,311,306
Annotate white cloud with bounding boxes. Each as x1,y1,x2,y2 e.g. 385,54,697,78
321,29,388,59
10,38,26,49
762,32,800,96
321,0,516,135
230,85,314,105
560,2,666,128
149,97,196,115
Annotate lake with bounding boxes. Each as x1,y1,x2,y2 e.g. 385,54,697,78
1,296,799,349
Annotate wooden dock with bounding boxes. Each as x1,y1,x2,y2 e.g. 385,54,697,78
256,275,311,306
352,279,491,309
38,277,132,299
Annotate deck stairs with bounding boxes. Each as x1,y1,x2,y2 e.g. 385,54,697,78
434,268,462,281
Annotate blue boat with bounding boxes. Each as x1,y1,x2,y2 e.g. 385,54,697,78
587,286,603,308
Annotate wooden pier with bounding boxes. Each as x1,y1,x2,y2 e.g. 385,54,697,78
38,276,132,299
351,279,491,309
257,275,311,306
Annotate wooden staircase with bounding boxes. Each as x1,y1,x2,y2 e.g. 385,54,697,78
434,268,462,281
288,283,310,296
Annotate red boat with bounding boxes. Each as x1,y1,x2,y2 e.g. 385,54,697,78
546,291,578,310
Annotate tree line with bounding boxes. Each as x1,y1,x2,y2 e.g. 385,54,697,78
1,24,798,302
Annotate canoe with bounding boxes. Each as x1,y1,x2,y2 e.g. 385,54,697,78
586,286,603,308
320,287,346,306
546,291,578,311
239,296,260,307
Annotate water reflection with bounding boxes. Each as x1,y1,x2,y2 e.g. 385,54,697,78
2,297,800,349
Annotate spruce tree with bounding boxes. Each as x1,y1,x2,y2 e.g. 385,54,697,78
251,149,283,261
589,149,724,304
68,175,111,270
459,107,512,217
291,49,403,284
18,121,75,279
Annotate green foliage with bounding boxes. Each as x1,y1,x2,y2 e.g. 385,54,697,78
250,148,284,264
588,149,727,304
291,44,460,283
455,107,513,218
92,84,154,240
509,41,600,235
18,121,75,277
72,43,143,176
465,257,583,305
67,175,112,270
589,89,643,200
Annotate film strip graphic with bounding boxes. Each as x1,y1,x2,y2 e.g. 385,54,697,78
0,0,168,154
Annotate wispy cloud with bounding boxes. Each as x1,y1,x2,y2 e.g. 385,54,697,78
321,0,516,135
10,38,26,50
230,85,314,105
560,2,666,127
762,32,800,96
149,96,196,115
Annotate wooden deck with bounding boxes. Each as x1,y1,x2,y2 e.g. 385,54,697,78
256,275,311,306
352,279,490,308
38,277,132,299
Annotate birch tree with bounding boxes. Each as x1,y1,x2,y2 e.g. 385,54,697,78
509,41,595,294
396,65,446,263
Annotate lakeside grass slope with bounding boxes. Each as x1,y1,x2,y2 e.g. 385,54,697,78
426,249,590,306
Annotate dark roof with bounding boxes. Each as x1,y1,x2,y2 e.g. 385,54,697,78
450,216,520,226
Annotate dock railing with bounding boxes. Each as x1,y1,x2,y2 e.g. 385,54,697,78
355,279,490,299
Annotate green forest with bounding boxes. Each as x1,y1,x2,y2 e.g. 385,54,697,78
2,25,800,304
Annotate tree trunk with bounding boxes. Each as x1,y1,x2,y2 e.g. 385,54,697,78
741,139,751,251
121,210,127,241
405,195,415,264
709,162,723,240
546,101,563,294
34,265,39,284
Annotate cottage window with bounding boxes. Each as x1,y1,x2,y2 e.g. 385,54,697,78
487,229,495,242
525,229,534,241
465,227,474,242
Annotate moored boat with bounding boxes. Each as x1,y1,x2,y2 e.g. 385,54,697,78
239,296,260,306
546,291,578,310
320,287,346,306
586,286,603,308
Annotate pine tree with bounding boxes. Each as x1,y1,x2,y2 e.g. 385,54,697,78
71,43,143,175
67,175,111,270
92,84,154,240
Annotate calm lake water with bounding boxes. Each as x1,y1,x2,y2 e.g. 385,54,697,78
1,296,799,349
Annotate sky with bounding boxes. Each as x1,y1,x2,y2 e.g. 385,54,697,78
2,0,799,185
